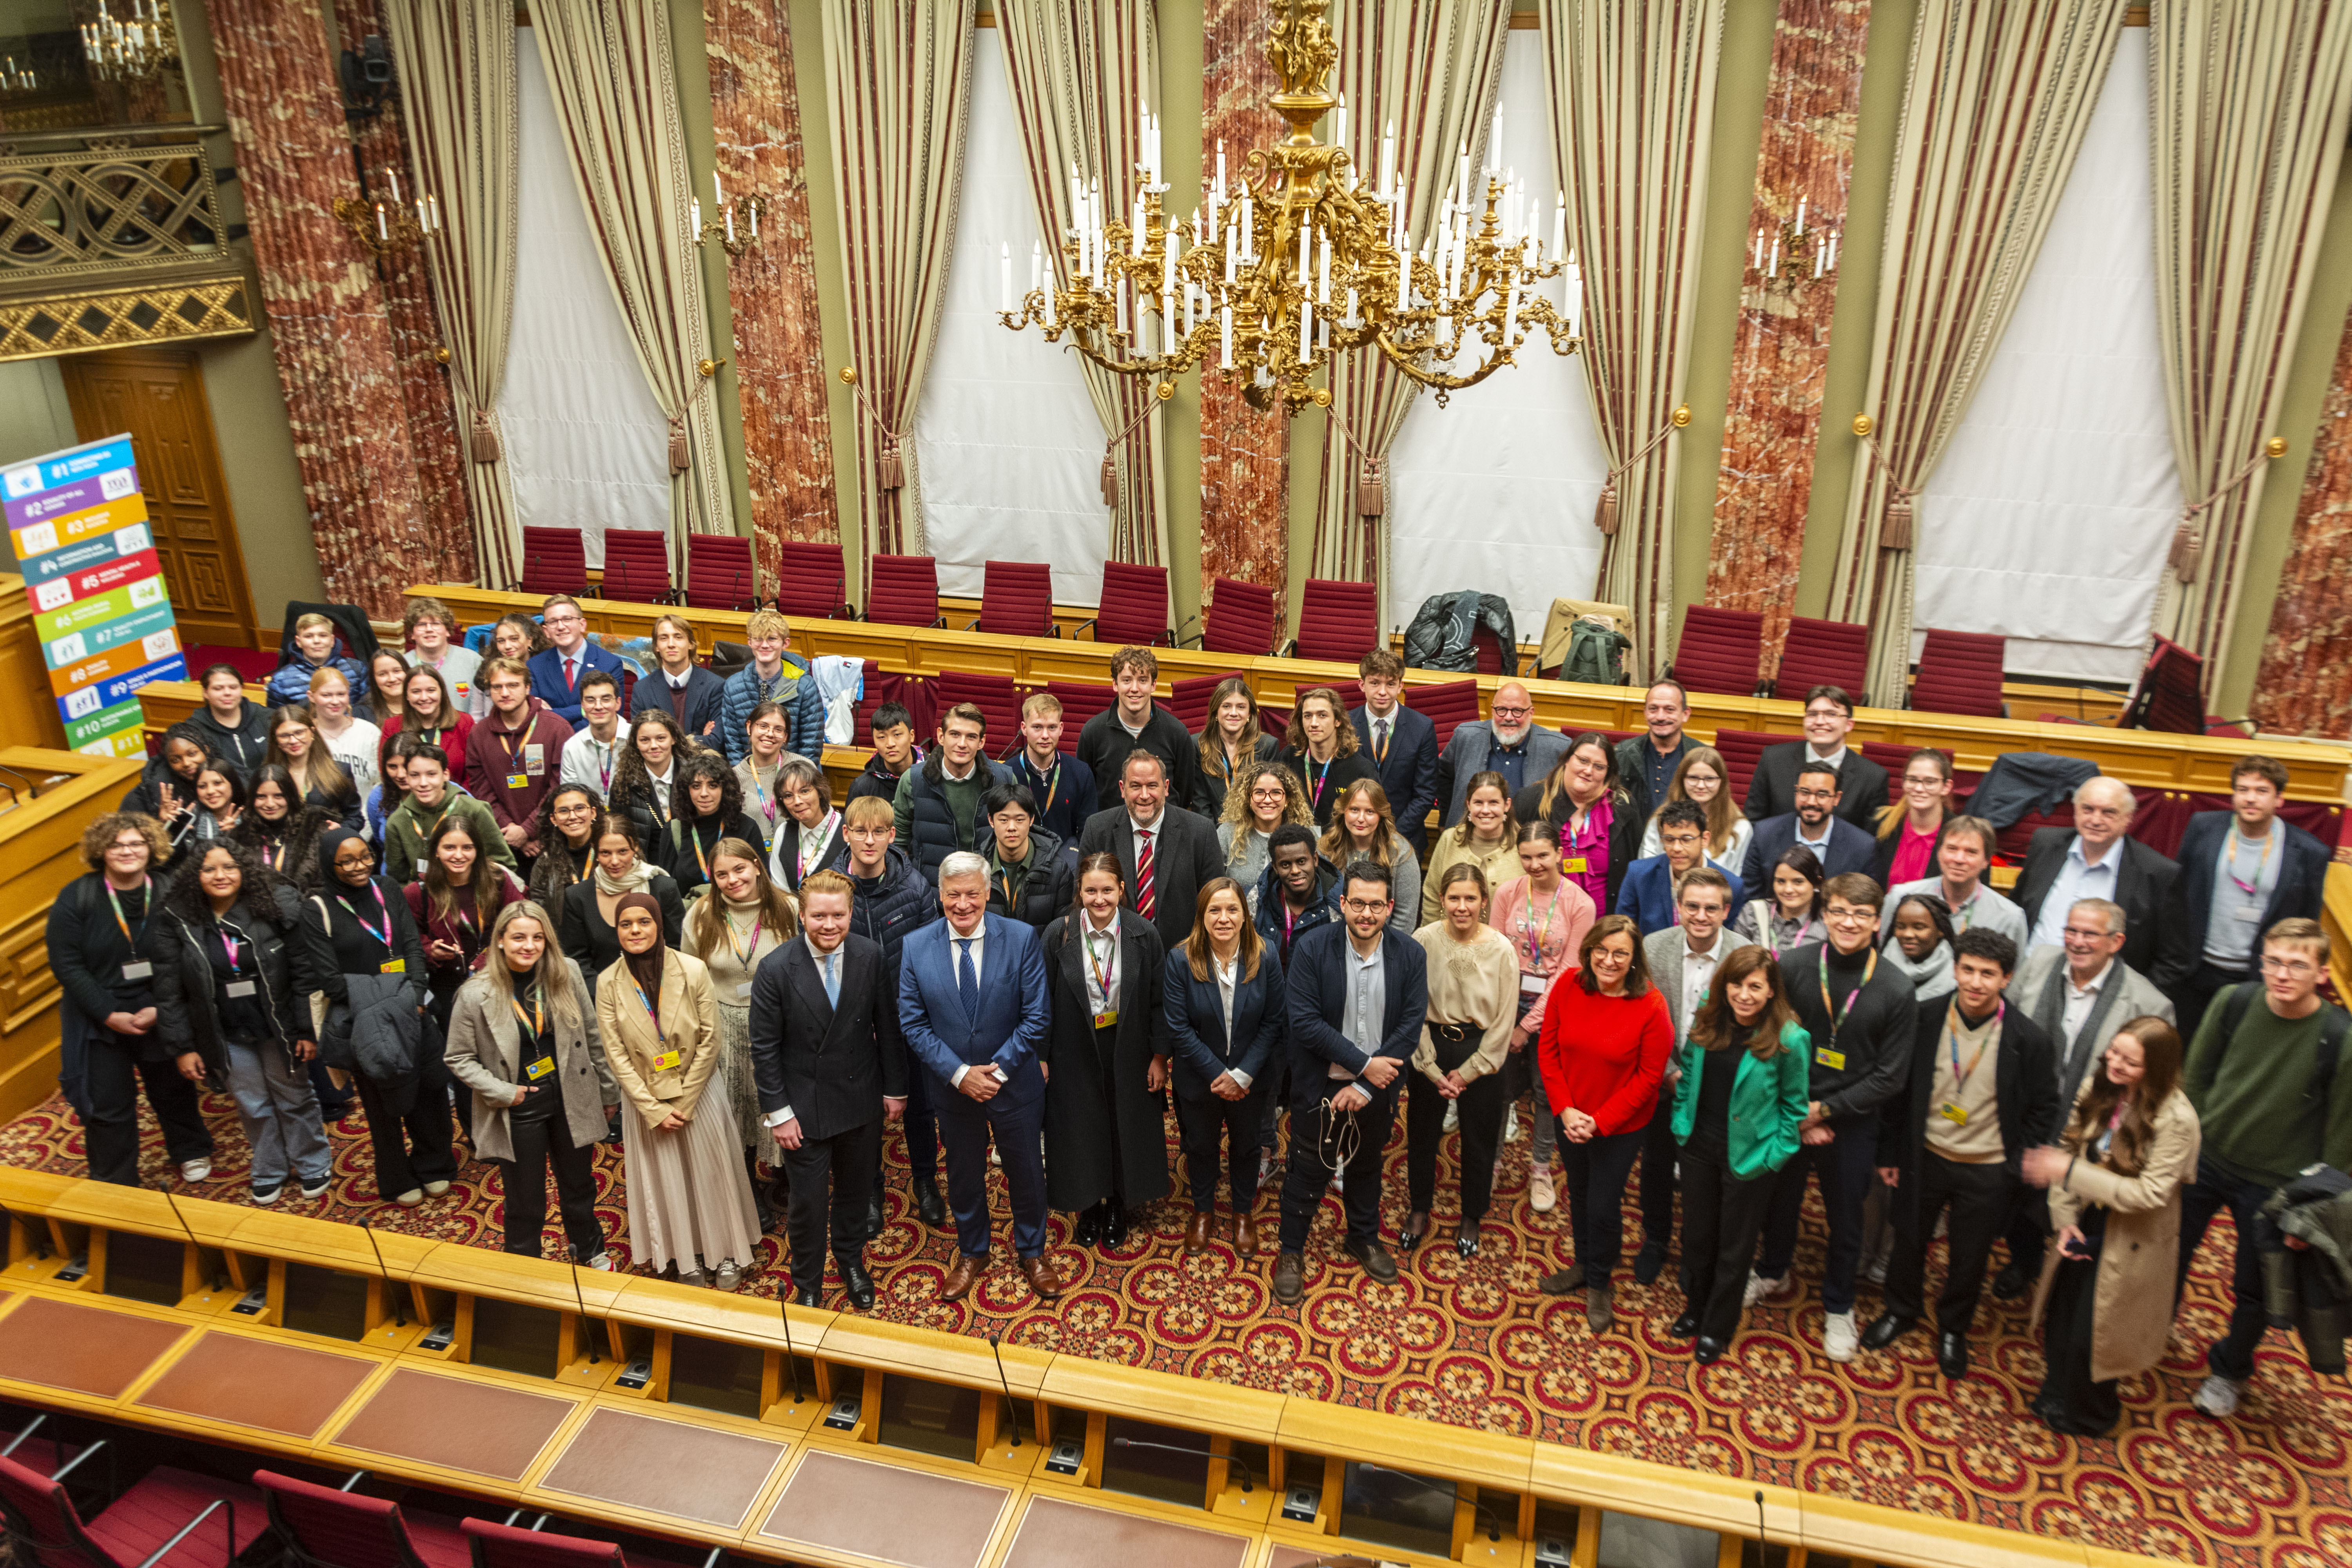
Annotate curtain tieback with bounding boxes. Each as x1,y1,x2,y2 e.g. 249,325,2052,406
2171,439,2286,585
1098,390,1167,512
1321,404,1388,520
469,409,503,466
1597,412,1688,538
1852,423,1920,551
839,365,906,490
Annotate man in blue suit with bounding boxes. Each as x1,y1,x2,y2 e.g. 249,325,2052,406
1349,650,1439,854
1740,759,1875,903
1617,800,1746,935
526,595,625,731
897,851,1060,1302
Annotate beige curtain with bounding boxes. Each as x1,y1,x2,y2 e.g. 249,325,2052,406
1828,0,2126,703
824,0,976,577
383,0,520,585
996,0,1168,567
1309,0,1512,598
526,0,733,555
2150,0,2352,695
1541,0,1722,678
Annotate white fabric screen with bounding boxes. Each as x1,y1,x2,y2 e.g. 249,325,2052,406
499,34,671,570
912,30,1108,605
1909,29,2177,684
1384,31,1610,645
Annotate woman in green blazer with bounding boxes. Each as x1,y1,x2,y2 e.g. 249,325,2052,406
1671,944,1811,1361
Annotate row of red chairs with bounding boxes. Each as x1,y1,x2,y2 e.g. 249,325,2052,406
517,527,759,613
1668,606,2011,719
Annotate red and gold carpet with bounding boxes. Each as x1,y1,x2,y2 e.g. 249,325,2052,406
4,1087,2346,1567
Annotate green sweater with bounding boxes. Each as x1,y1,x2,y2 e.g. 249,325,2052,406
383,793,517,886
2183,985,2352,1187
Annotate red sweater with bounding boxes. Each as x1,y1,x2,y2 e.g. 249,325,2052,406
1536,980,1674,1138
381,712,475,790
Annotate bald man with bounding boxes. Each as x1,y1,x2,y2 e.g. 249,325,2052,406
1435,682,1572,828
2008,775,2178,975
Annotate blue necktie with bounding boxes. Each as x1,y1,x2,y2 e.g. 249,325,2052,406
822,951,839,1007
955,937,978,1016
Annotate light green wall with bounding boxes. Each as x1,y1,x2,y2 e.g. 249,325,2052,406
668,0,756,543
0,360,76,465
1160,11,1207,639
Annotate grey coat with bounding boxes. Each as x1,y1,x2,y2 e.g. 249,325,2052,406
443,958,617,1162
2014,945,2175,1110
1437,722,1572,828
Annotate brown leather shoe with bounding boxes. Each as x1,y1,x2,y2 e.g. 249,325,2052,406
941,1253,984,1302
1184,1210,1214,1254
1018,1253,1063,1300
1235,1213,1260,1257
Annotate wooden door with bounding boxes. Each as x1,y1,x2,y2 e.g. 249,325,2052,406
58,348,260,649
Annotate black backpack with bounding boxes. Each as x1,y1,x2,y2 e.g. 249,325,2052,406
2213,982,2347,1103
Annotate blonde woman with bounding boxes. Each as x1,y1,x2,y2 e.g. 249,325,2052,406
1423,771,1519,927
1404,862,1518,1256
1638,745,1751,868
1319,778,1420,933
599,891,760,1288
1217,759,1310,899
306,665,382,800
682,838,799,1223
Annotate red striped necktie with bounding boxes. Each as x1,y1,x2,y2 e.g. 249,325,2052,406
1135,828,1156,919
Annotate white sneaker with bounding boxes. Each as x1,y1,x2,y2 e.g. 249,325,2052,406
584,1252,613,1271
1442,1101,1459,1134
2192,1374,2243,1418
1822,1311,1859,1363
1504,1105,1521,1143
1328,1159,1347,1191
1862,1252,1889,1285
179,1158,212,1183
1743,1271,1786,1308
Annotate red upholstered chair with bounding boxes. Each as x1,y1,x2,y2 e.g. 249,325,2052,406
1200,577,1276,655
1404,679,1481,750
683,534,760,612
966,560,1054,638
932,671,1021,744
462,1517,692,1568
1041,680,1116,729
256,1470,468,1568
1077,562,1174,647
0,1450,267,1568
1910,628,2007,717
1708,728,1801,806
864,554,944,628
1668,606,1765,697
850,662,933,746
517,526,587,598
771,541,855,620
2,1414,69,1477
1772,616,1870,705
2121,634,2207,735
1167,671,1247,733
598,528,673,604
1289,579,1379,665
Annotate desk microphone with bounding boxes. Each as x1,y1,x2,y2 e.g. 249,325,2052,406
566,1259,596,1363
1110,1437,1251,1493
779,1295,805,1402
359,1218,408,1327
0,764,35,802
1359,1463,1501,1541
987,1332,1019,1447
161,1189,222,1294
1755,1490,1766,1551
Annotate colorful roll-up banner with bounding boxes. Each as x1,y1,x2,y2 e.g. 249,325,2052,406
3,434,183,759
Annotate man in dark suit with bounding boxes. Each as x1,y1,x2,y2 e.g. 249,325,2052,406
525,595,626,731
1435,682,1572,826
1271,857,1430,1306
2151,755,2331,1044
1744,684,1888,831
2007,775,2178,977
1077,751,1225,954
897,853,1058,1302
630,612,726,742
1740,760,1876,902
749,869,907,1310
1350,650,1439,853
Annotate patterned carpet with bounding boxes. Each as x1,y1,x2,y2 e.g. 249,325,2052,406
4,1086,2347,1568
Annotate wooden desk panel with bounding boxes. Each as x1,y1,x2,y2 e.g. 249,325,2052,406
998,1496,1252,1568
535,1406,787,1530
330,1366,579,1481
0,1296,188,1397
132,1330,374,1437
757,1449,1012,1568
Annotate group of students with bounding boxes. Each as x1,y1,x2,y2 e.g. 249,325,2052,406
49,608,2352,1435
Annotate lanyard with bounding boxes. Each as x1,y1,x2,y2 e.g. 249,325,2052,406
1775,913,1822,955
1085,924,1117,1002
801,810,840,875
584,735,617,794
689,822,710,880
1817,947,1877,1045
105,876,151,945
723,912,764,967
215,919,244,975
337,886,391,951
1942,1001,2002,1094
509,989,544,1038
1517,881,1564,969
629,971,664,1034
1033,756,1060,817
745,764,775,826
1305,752,1333,809
2226,828,2275,895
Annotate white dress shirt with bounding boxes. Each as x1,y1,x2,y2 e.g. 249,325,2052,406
1212,950,1252,1089
1080,913,1121,1020
1678,927,1730,1039
2059,958,2112,1046
2028,836,2122,951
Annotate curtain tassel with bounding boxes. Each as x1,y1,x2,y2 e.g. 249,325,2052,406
1356,457,1386,518
1100,452,1119,509
1880,491,1915,551
666,416,690,475
1594,477,1619,537
878,436,905,490
469,409,502,465
2169,522,2202,583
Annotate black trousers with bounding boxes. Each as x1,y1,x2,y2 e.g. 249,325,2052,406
1637,1093,1680,1257
1679,1147,1776,1343
83,1033,212,1187
499,1100,603,1261
2169,960,2254,1055
1278,1085,1396,1252
1174,1072,1264,1212
1883,1151,2014,1336
2002,1178,2054,1280
785,1117,881,1289
2174,1156,2274,1383
1559,1124,1644,1278
2033,1254,2120,1435
354,1056,458,1200
1757,1112,1881,1315
877,1064,939,1201
1403,1027,1506,1224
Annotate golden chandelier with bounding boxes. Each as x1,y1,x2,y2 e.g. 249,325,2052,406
997,0,1582,416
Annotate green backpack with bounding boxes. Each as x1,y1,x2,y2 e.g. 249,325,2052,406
1561,619,1632,686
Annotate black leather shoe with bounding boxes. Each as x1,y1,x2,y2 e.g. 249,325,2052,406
1343,1237,1399,1284
1668,1311,1701,1339
842,1259,877,1312
1272,1251,1306,1306
914,1178,947,1229
1633,1244,1667,1286
1860,1312,1915,1352
1072,1207,1102,1247
1454,1225,1480,1259
1991,1263,2031,1301
1398,1212,1430,1250
864,1197,885,1240
1694,1336,1728,1365
1103,1205,1131,1248
791,1285,821,1308
1936,1329,1969,1379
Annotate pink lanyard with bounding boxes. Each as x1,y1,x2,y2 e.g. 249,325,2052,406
217,925,243,973
337,889,390,950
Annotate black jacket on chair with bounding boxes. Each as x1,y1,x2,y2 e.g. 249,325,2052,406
746,933,907,1142
2152,811,2330,991
1744,743,1889,832
2007,828,2179,977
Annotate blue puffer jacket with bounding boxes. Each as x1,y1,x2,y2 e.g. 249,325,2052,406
847,846,937,975
716,653,826,762
1252,859,1339,972
267,652,367,710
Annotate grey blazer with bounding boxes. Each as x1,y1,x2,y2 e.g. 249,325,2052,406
443,958,618,1162
2013,944,2175,1110
1644,926,1732,1085
1437,722,1573,827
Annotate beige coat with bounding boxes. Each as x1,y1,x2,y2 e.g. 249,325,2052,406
595,949,723,1125
2030,1083,2201,1383
442,958,616,1163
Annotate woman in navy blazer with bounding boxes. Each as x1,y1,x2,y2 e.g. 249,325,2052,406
1163,875,1286,1258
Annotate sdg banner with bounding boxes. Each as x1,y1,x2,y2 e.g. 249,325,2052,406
3,434,182,759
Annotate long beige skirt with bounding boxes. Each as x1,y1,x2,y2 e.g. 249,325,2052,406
621,1092,762,1277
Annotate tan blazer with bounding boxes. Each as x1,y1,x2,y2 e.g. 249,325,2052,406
596,949,722,1124
442,959,615,1163
2031,1083,2201,1384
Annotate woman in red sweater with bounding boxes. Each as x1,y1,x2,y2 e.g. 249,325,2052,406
1536,912,1674,1330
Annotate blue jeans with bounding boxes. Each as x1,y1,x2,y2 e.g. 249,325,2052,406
225,1039,329,1189
2174,1156,2273,1383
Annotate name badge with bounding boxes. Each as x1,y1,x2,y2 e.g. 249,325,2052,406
523,744,545,776
2238,904,2264,920
524,1055,555,1080
1938,1102,1968,1126
1814,1046,1845,1071
121,960,152,981
225,979,257,998
1565,856,1589,874
507,773,529,790
379,958,405,974
652,1047,682,1072
1094,1009,1119,1029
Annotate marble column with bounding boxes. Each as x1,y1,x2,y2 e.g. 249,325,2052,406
1701,0,1871,667
706,0,840,578
1199,0,1289,635
2250,301,2352,738
332,0,475,587
202,0,436,621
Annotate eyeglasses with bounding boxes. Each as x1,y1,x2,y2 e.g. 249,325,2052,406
1490,705,1531,719
1341,899,1391,916
1659,833,1702,848
1793,787,1835,802
1803,706,1846,721
2060,926,2114,942
1823,907,1872,926
2260,955,2318,976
